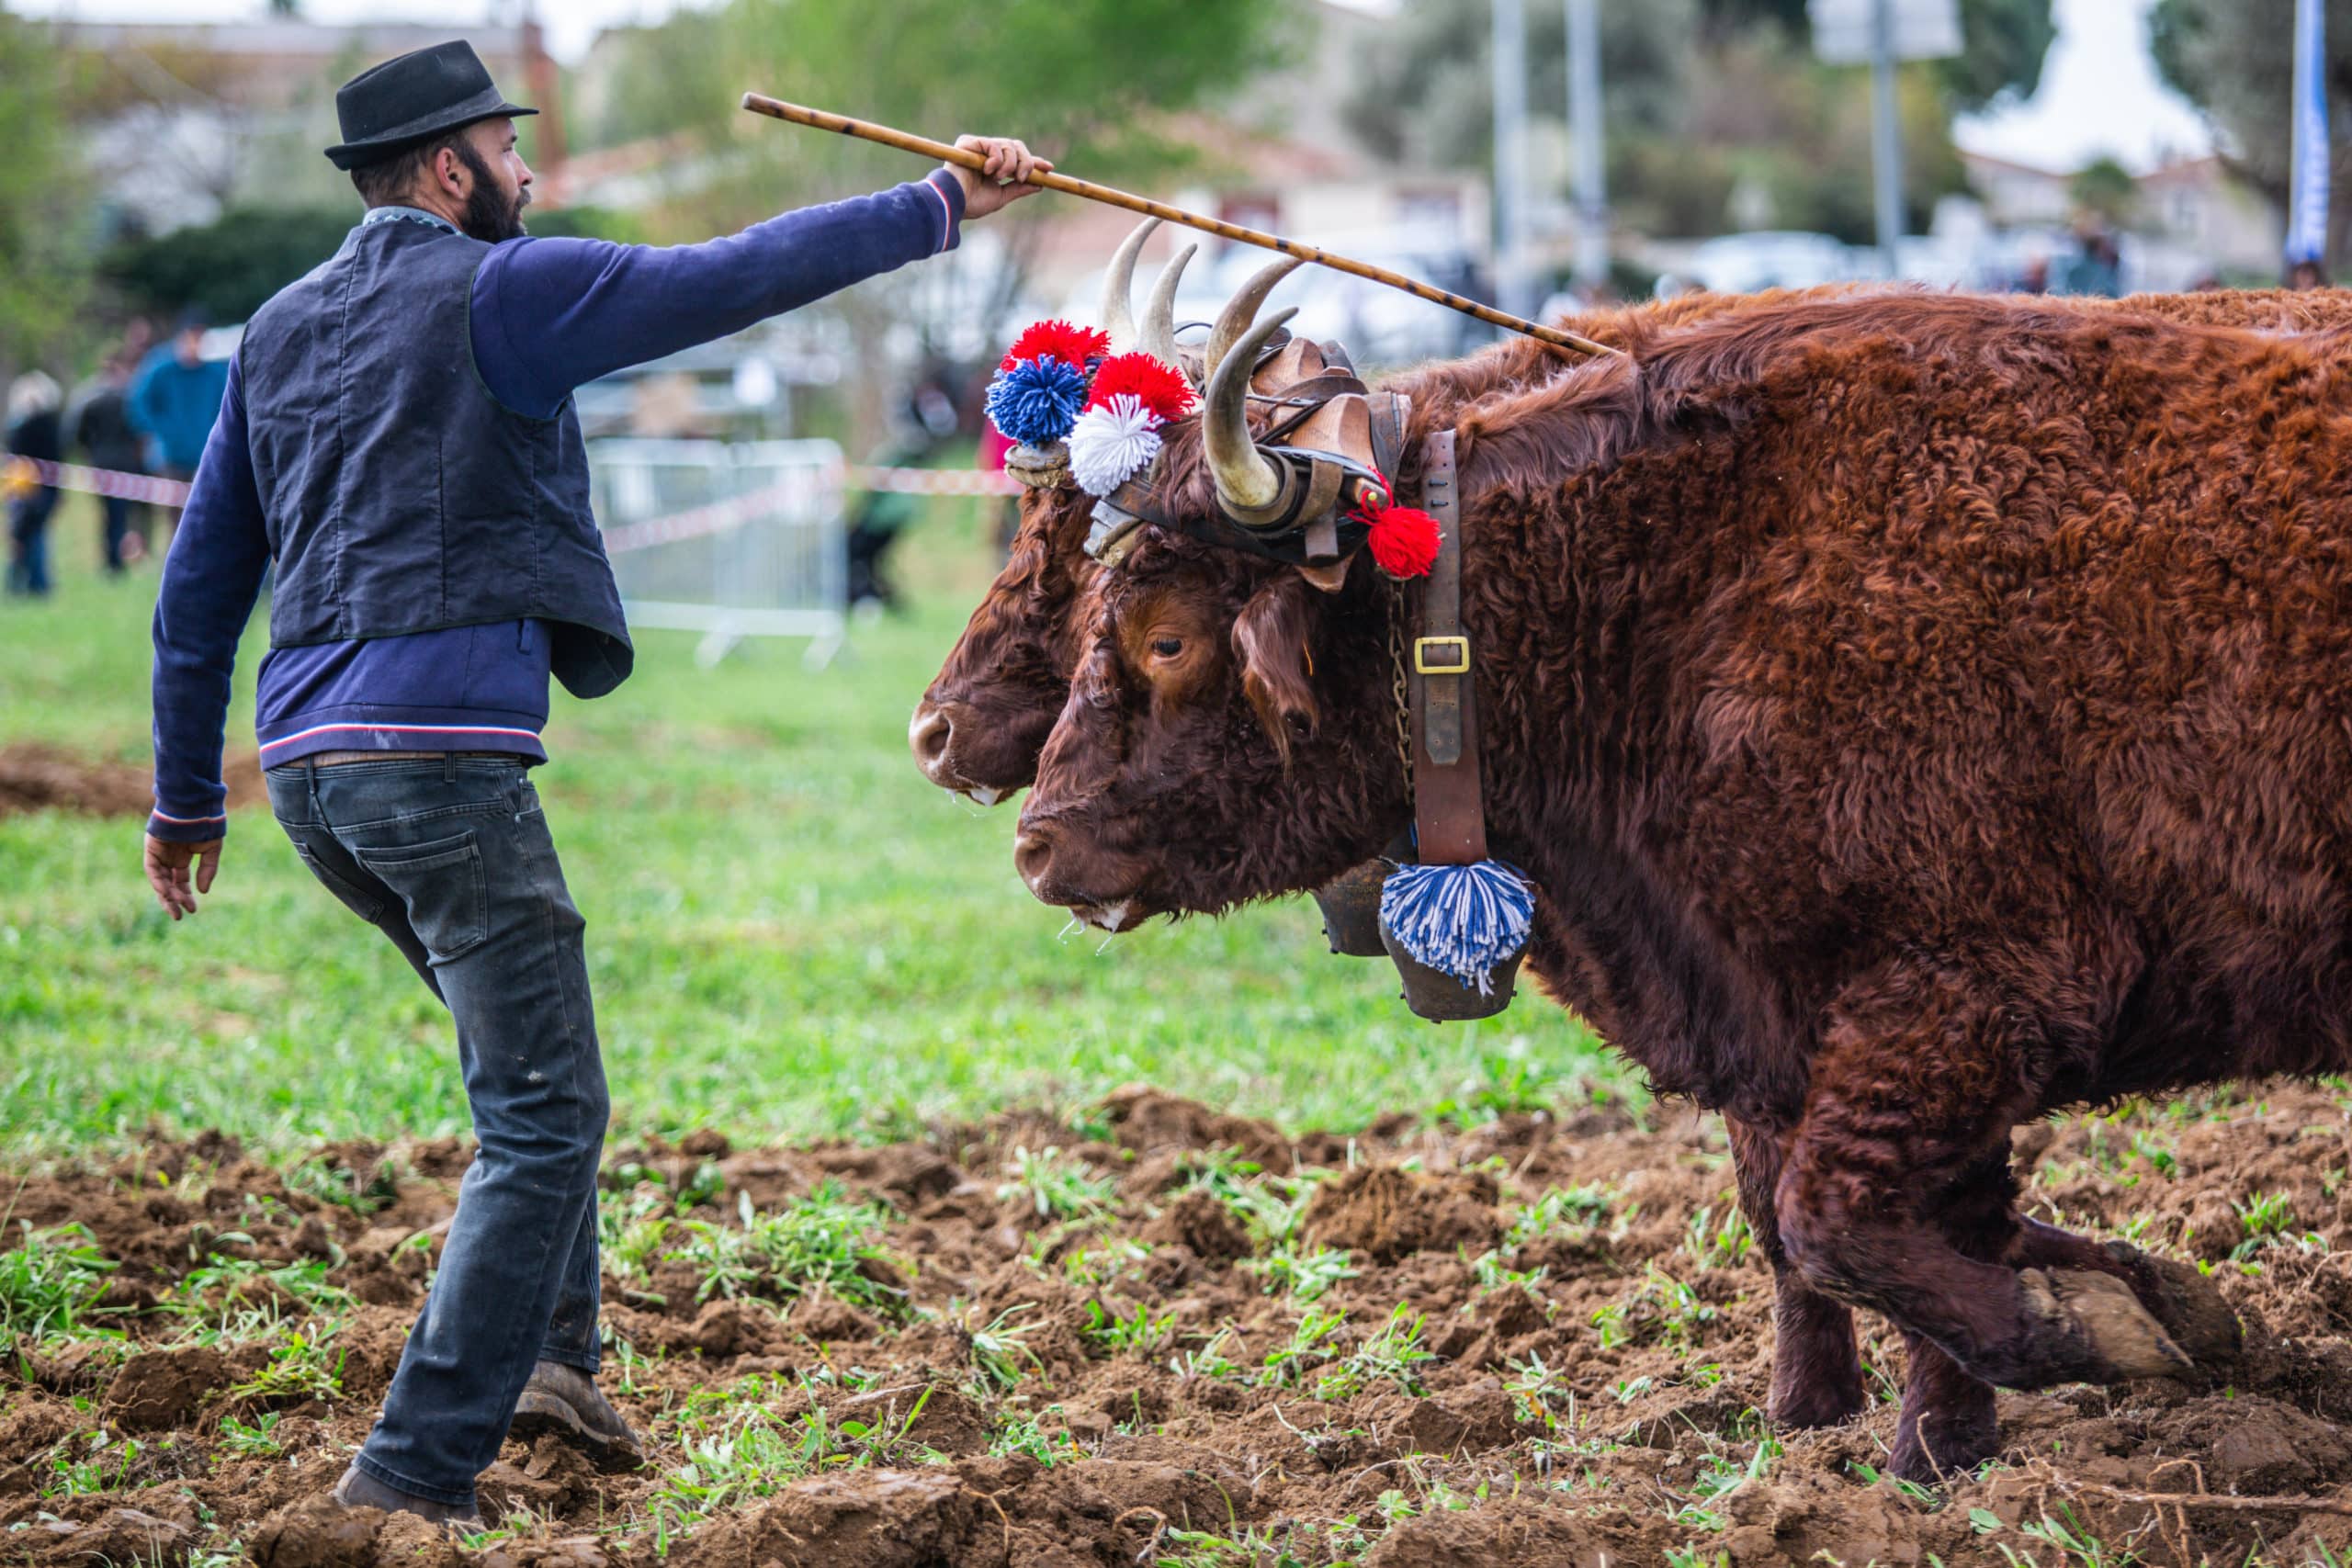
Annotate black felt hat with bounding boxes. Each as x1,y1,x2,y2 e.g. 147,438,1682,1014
325,40,536,171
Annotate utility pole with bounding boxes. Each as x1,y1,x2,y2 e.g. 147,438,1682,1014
1565,0,1609,293
2288,0,2331,274
1491,0,1535,320
1868,0,1904,277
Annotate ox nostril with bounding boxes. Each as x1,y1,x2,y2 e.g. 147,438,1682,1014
1013,830,1054,889
910,705,953,773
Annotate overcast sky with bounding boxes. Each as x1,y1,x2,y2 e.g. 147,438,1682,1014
1952,0,2214,172
17,0,2215,173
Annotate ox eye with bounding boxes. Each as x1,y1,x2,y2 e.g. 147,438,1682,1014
1150,637,1183,659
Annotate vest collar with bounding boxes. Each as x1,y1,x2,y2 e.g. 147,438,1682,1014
361,205,460,237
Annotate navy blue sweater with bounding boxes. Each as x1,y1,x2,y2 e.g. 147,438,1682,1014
149,172,964,842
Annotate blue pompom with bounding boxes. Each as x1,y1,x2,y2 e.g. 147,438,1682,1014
1379,860,1534,993
985,357,1089,446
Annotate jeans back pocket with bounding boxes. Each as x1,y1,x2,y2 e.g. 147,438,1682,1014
352,830,491,964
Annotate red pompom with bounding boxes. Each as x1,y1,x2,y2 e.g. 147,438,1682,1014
1363,502,1442,579
1083,352,1196,423
1001,320,1111,371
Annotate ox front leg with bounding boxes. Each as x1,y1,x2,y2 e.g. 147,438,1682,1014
1775,964,2194,1483
1725,1116,1865,1429
2011,1218,2242,1367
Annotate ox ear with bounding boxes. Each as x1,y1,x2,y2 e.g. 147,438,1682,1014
1233,575,1318,762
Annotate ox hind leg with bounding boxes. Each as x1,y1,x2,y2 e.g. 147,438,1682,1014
1776,963,2196,1483
1724,1116,1866,1429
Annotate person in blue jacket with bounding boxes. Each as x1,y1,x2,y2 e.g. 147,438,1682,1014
127,309,231,538
140,39,1045,1529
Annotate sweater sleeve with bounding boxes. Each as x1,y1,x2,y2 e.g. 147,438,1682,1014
470,172,967,419
148,357,271,843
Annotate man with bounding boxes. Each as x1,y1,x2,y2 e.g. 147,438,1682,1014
128,309,230,544
6,372,62,598
66,349,150,572
141,39,1043,1529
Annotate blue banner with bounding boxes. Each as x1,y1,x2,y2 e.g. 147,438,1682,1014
2289,0,2331,265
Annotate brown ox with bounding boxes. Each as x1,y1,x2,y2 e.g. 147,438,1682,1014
910,288,2352,804
1011,289,2352,1479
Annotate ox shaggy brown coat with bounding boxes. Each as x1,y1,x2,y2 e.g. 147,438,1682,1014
912,288,2352,805
1009,290,2352,1480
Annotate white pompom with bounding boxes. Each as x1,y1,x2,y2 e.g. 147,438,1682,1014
1068,395,1165,497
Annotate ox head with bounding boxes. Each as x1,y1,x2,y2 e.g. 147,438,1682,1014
1010,244,1442,925
1013,518,1410,928
910,483,1099,803
910,220,1201,803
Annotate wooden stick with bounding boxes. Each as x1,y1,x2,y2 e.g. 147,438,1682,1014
741,93,1619,359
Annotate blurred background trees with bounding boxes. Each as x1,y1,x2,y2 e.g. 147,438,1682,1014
0,13,93,367
1340,0,2049,244
2152,0,2352,259
576,0,1304,235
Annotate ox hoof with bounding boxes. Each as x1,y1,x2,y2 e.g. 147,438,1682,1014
2025,1268,2194,1382
1890,1401,2000,1485
1769,1378,1867,1431
2102,1240,2242,1366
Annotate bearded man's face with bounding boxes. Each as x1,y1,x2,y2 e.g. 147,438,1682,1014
452,134,531,244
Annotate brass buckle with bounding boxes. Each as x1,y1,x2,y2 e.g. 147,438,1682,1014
1413,636,1470,675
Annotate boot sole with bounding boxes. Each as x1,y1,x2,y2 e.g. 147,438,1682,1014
509,1393,646,1474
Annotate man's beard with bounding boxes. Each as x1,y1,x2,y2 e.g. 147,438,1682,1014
451,141,529,243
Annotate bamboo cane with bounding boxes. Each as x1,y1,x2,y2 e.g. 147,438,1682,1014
740,93,1619,359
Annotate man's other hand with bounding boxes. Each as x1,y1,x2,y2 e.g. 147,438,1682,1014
145,834,222,919
948,136,1050,220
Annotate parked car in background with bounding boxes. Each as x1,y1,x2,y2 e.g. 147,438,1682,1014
1683,231,1857,294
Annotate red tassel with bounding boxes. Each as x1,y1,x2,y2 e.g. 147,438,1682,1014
1001,319,1111,372
1363,502,1442,579
1084,352,1196,423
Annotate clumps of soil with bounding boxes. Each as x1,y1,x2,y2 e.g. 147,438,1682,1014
15,1084,2352,1565
1303,1164,1501,1264
0,742,262,820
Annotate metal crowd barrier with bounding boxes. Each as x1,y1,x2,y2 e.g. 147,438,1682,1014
588,437,848,669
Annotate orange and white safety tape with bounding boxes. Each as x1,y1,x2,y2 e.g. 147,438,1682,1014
1,456,1018,512
2,457,194,507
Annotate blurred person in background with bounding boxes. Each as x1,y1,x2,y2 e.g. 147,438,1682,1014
848,366,962,612
979,417,1018,563
130,310,231,542
67,350,153,572
2060,231,2122,298
139,39,1044,1532
2289,259,2332,289
6,373,62,599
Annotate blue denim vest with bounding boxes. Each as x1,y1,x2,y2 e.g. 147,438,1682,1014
238,217,632,698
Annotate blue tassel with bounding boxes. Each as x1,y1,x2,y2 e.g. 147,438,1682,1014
985,357,1089,446
1379,860,1533,994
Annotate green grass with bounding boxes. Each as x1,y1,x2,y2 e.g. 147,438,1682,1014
0,494,1624,1157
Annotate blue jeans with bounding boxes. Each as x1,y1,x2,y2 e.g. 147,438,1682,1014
266,756,607,1508
6,490,53,596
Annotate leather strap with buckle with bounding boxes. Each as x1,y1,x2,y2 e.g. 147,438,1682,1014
1407,429,1488,865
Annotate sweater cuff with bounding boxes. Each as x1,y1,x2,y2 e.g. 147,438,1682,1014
925,168,966,254
147,802,229,844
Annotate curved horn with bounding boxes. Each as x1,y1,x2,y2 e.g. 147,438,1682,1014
1204,305,1297,517
1099,218,1160,353
1139,243,1197,368
1204,256,1306,382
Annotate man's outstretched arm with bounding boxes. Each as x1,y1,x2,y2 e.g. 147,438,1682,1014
145,358,270,918
471,137,1046,418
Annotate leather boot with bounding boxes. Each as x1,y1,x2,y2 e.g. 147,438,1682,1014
330,1461,484,1533
508,1359,645,1472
